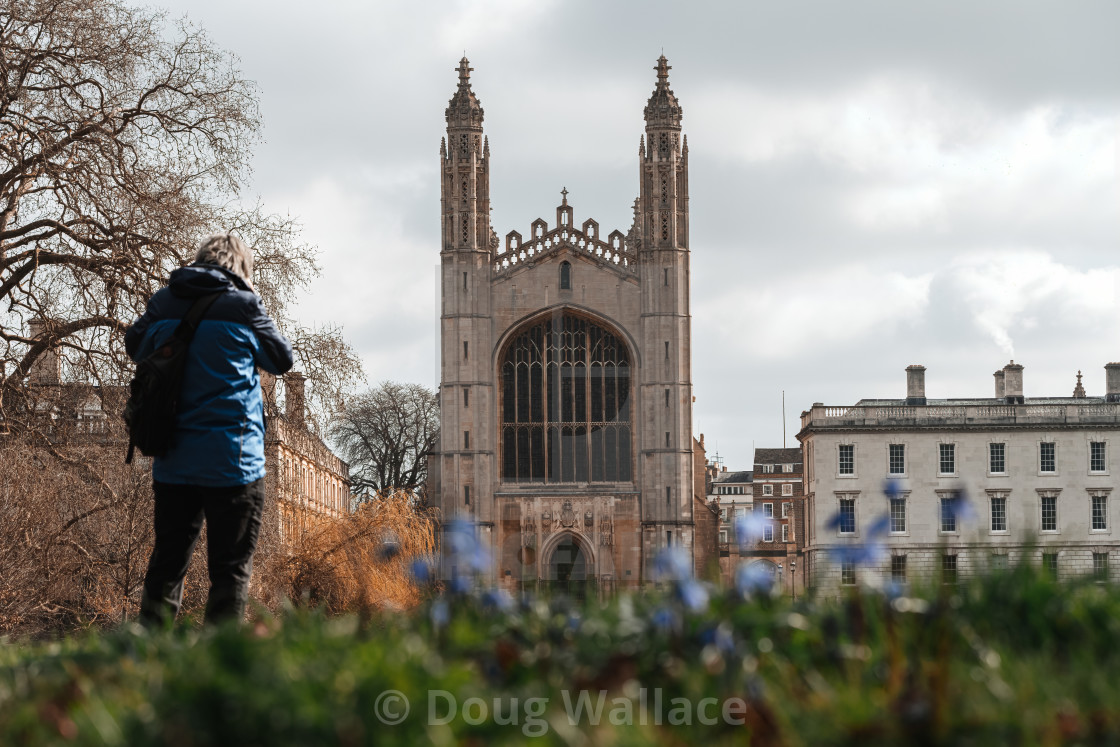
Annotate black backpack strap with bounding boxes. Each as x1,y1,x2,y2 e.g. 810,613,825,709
125,291,222,466
172,291,224,343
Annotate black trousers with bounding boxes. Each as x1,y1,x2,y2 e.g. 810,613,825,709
140,478,265,626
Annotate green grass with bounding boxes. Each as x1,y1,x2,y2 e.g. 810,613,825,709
3,567,1120,745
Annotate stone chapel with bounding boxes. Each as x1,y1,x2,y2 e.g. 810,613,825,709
430,56,695,592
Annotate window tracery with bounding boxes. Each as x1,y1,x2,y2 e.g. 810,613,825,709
501,314,632,483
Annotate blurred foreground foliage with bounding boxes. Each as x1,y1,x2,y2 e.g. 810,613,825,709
3,565,1120,745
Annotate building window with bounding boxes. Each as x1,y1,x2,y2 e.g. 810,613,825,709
463,386,469,408
781,502,790,518
464,485,470,506
666,486,671,504
890,497,906,533
761,464,775,473
939,443,956,475
838,498,856,534
1091,441,1107,473
840,560,856,586
665,388,670,408
989,442,1006,474
559,261,571,290
1092,494,1108,531
783,463,794,473
763,524,774,542
1043,553,1058,578
838,444,855,475
463,430,470,450
891,555,906,583
719,529,728,544
1040,494,1058,532
500,313,632,484
1094,552,1109,582
719,508,728,522
781,483,793,496
942,554,958,584
763,484,774,496
1040,441,1056,473
990,495,1007,533
781,524,789,542
940,495,959,533
889,444,905,475
763,502,774,518
463,340,468,360
462,271,468,290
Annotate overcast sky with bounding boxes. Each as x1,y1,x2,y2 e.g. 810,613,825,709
144,0,1120,469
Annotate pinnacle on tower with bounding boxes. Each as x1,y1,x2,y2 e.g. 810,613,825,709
644,55,682,130
446,56,484,131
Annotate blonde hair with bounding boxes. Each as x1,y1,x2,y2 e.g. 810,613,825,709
195,233,254,285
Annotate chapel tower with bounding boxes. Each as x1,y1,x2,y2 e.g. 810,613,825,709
636,56,694,568
437,57,496,531
432,57,695,590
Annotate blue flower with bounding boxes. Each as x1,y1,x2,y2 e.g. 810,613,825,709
448,574,473,595
444,518,479,555
882,579,906,600
565,611,582,633
735,512,770,549
867,514,891,539
653,546,692,582
676,579,710,613
430,599,450,629
701,624,736,654
480,588,514,613
735,562,775,596
409,557,433,584
651,606,678,632
940,490,977,527
444,518,491,574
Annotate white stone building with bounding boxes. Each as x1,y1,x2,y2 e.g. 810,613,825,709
799,363,1120,593
430,57,696,592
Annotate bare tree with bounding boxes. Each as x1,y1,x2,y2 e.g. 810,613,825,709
328,382,439,499
0,0,361,427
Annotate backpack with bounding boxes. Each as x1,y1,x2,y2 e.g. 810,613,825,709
124,292,222,463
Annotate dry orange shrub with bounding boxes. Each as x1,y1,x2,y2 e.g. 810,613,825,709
260,490,438,615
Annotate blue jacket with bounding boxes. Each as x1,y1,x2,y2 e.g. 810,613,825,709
125,263,294,486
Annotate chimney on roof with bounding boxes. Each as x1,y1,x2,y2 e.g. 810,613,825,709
905,365,926,406
285,372,306,426
1003,361,1024,404
260,371,278,416
1106,363,1120,403
27,319,61,386
994,369,1005,398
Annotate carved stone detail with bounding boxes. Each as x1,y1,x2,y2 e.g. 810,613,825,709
560,500,577,528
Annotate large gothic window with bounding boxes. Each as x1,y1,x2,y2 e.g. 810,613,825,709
501,313,632,483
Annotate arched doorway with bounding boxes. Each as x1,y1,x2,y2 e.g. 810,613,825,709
546,534,589,600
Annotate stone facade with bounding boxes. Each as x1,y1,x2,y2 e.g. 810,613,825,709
800,362,1120,594
261,372,350,546
431,57,695,591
